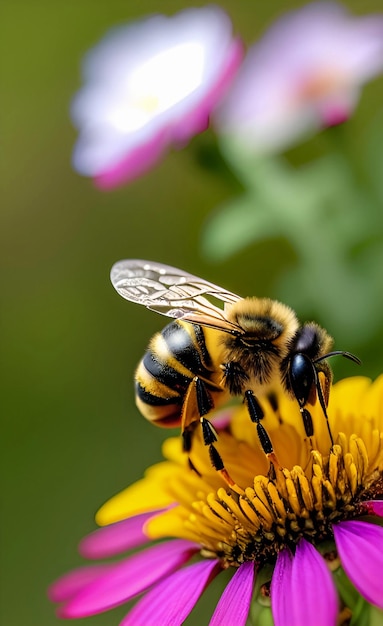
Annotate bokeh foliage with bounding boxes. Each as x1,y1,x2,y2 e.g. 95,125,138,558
1,1,382,625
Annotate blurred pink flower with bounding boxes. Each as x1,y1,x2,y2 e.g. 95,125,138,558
215,2,383,153
71,6,243,189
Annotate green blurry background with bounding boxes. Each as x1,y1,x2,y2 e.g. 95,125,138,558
2,1,382,625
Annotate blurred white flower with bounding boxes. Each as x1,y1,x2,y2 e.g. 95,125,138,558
215,2,383,153
72,6,243,188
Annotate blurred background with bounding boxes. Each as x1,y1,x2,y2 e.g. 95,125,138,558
2,1,382,625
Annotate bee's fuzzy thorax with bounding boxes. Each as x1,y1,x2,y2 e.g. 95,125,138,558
226,297,299,351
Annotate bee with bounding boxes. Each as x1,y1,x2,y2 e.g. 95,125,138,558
111,259,360,484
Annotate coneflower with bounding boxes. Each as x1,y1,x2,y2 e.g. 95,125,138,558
49,376,383,625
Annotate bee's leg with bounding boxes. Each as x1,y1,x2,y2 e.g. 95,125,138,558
181,376,214,453
290,355,334,446
221,361,249,395
244,390,281,471
300,407,314,439
181,377,243,494
181,421,202,475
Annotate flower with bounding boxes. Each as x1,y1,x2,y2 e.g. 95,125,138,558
71,6,243,189
215,2,383,153
49,376,383,625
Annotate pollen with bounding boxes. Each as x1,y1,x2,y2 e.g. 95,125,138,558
144,377,383,571
194,435,382,568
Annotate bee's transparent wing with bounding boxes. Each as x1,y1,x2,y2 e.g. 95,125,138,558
110,259,242,334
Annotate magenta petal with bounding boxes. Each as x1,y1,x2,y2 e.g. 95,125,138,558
361,500,383,517
333,520,383,608
60,539,198,618
271,540,338,626
172,38,244,144
79,512,157,559
209,561,255,626
94,127,169,189
48,565,113,603
93,34,242,192
271,547,294,626
121,559,221,626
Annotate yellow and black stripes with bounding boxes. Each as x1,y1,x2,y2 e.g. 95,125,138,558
135,321,214,427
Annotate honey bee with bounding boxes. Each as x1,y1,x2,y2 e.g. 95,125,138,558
111,259,359,484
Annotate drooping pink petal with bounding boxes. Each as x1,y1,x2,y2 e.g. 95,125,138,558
271,547,294,626
120,558,221,626
209,561,255,626
48,565,114,603
333,520,383,609
79,511,158,559
59,539,198,618
271,540,338,626
291,539,338,625
360,500,383,517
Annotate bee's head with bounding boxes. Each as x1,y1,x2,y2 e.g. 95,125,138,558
289,323,333,360
280,323,334,406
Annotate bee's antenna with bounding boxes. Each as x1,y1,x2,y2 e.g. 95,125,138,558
313,351,361,366
311,350,360,447
182,377,244,495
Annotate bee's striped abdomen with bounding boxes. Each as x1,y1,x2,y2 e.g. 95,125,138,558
135,320,213,427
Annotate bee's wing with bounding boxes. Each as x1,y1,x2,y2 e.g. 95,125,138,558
110,259,243,334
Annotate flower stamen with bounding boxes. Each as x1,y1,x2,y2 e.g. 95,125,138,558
50,376,383,625
164,430,383,569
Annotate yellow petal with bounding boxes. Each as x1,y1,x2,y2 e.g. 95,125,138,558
329,376,371,417
145,507,197,542
96,462,175,525
364,374,383,426
161,436,186,463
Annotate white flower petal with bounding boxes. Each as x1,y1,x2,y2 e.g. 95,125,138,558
71,6,242,186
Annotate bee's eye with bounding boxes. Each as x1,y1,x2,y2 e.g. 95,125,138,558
289,354,315,407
